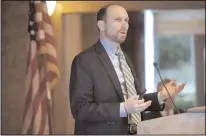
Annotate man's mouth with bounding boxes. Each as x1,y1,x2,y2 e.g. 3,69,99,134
120,31,126,34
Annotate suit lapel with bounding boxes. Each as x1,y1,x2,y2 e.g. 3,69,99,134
95,41,124,101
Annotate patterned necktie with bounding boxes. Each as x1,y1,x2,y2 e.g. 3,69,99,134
117,51,141,124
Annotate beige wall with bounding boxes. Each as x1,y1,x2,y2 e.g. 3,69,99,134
81,13,99,49
52,14,83,134
54,13,99,134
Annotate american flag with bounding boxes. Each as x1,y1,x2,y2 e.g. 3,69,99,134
22,0,60,134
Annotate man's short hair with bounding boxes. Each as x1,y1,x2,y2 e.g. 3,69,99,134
96,4,121,22
157,78,176,92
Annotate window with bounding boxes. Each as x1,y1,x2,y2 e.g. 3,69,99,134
144,9,205,109
154,35,196,109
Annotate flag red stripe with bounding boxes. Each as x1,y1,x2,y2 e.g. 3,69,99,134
35,4,52,24
23,83,32,120
32,71,57,122
46,54,59,67
37,34,56,48
23,54,38,120
39,98,47,134
22,1,59,134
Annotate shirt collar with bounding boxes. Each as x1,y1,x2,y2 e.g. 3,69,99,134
100,40,121,55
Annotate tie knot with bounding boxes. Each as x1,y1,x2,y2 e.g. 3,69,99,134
115,48,124,57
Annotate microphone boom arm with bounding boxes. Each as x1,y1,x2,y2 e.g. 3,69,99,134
154,63,180,114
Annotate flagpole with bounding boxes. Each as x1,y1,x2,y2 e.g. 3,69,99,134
42,54,54,134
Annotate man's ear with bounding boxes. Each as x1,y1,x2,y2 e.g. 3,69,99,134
97,20,105,31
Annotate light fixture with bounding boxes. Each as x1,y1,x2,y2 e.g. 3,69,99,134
46,1,56,16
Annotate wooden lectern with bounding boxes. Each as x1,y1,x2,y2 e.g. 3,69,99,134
137,106,205,135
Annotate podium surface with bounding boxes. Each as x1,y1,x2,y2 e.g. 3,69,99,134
137,106,205,134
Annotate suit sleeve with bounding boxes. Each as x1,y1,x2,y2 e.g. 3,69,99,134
143,92,165,111
69,56,121,122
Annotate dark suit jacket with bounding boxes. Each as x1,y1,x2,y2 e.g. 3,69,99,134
142,108,185,121
69,41,164,135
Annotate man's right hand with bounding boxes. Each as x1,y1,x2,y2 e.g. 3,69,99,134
124,95,152,114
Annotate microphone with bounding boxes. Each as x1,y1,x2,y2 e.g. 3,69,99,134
153,62,180,114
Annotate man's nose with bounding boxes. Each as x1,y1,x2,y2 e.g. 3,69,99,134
122,22,128,28
121,23,127,29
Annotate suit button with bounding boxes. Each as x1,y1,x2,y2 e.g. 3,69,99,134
107,121,115,125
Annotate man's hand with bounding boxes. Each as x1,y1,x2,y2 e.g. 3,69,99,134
124,95,152,114
160,80,186,100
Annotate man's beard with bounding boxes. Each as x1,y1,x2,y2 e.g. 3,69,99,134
105,30,127,44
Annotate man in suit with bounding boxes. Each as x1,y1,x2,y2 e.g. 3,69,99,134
142,78,186,121
69,4,186,135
